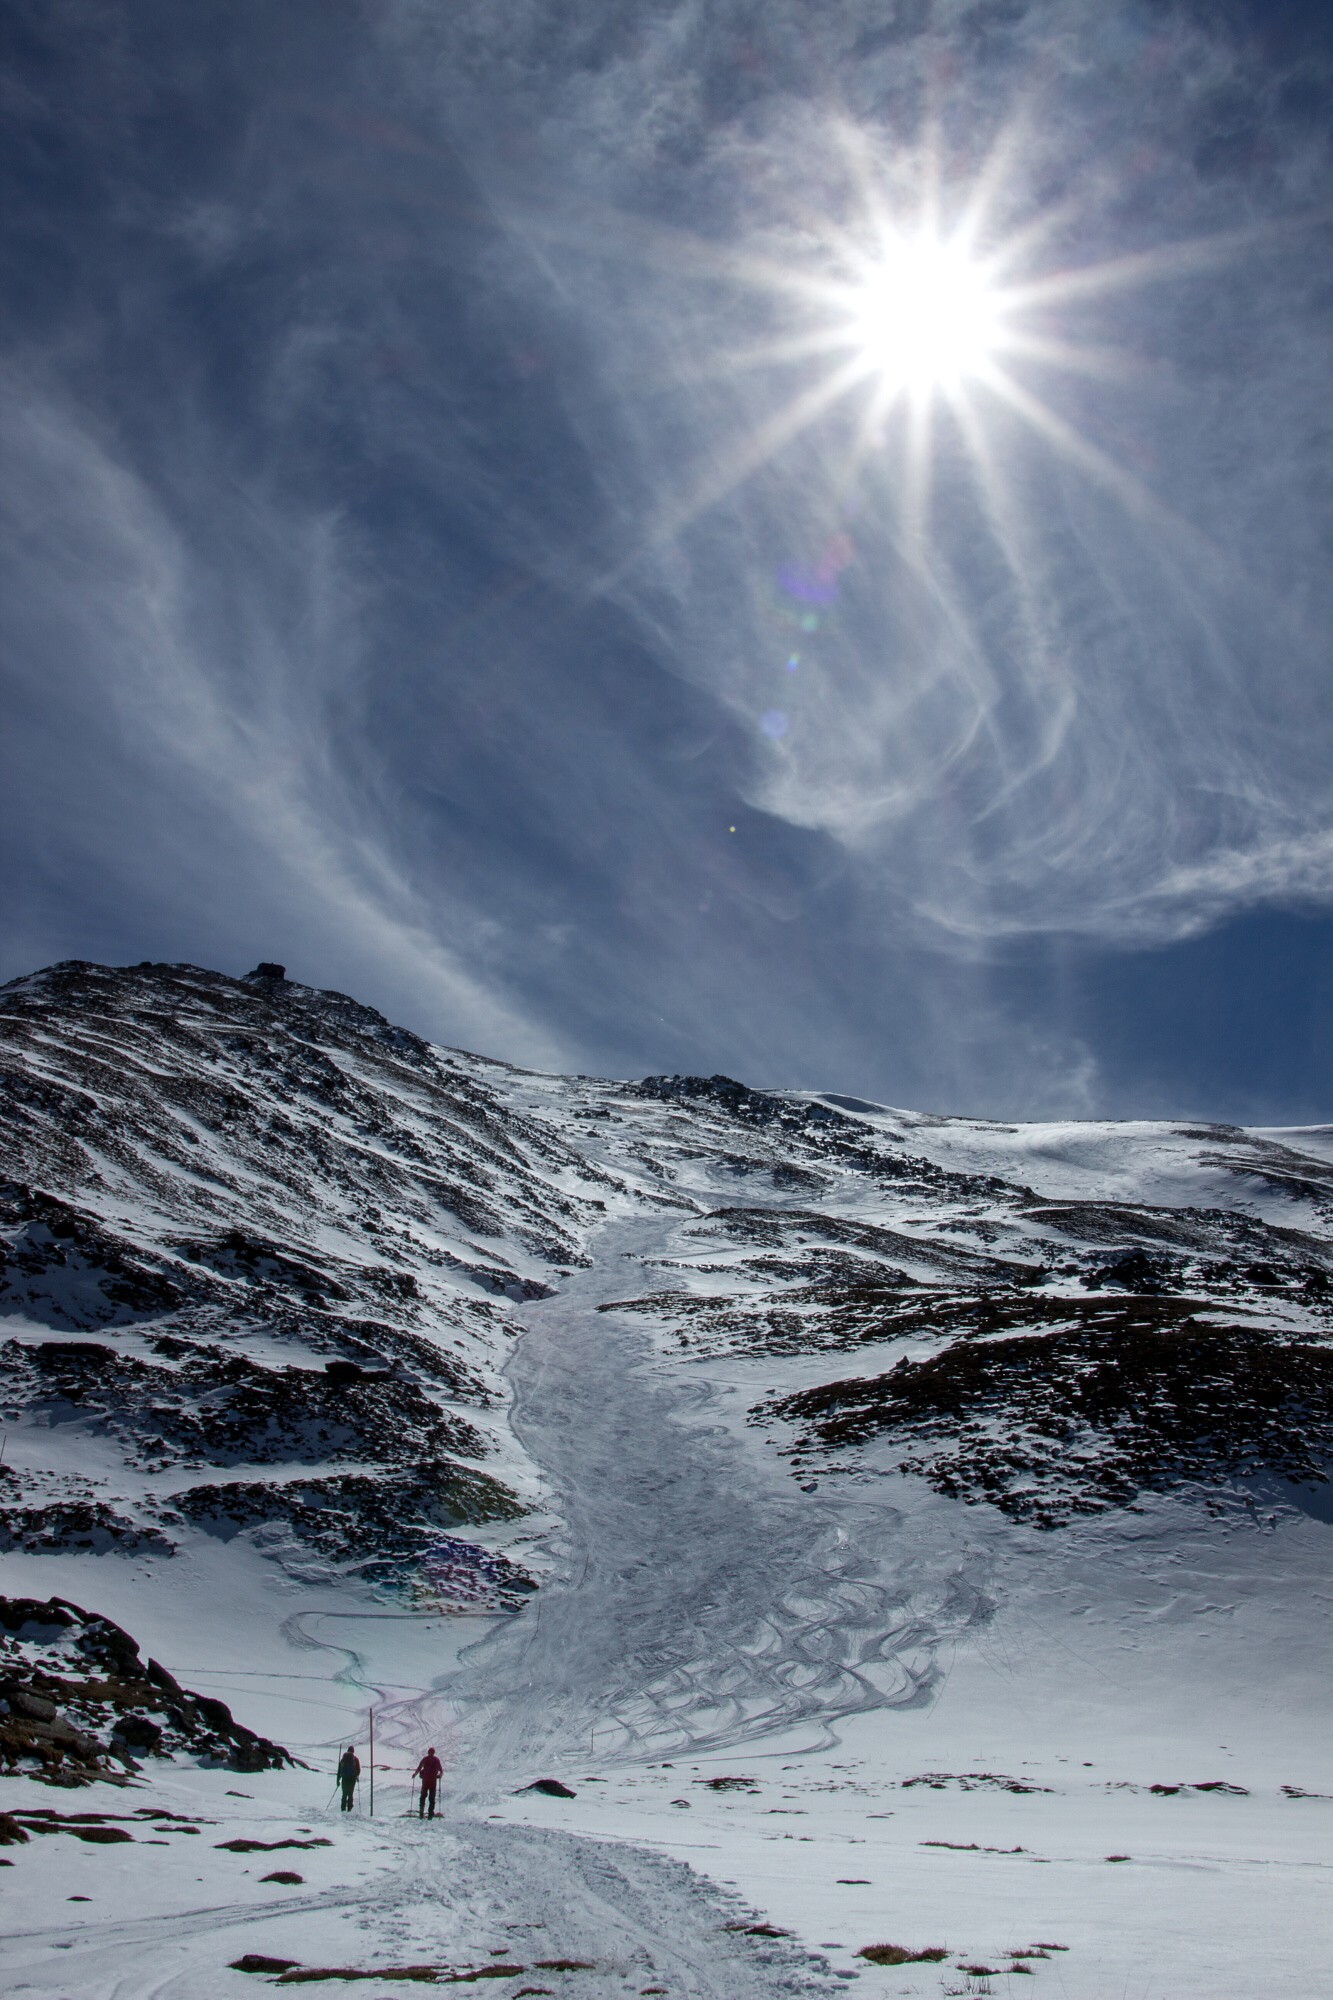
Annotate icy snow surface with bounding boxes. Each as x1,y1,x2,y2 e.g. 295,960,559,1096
1,965,1331,1998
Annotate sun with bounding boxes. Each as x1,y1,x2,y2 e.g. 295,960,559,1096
582,112,1247,579
839,234,1006,398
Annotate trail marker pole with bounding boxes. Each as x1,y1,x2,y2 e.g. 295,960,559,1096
369,1709,374,1817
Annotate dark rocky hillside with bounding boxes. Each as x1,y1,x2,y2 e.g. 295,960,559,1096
762,1308,1333,1526
0,1593,292,1786
0,960,629,1587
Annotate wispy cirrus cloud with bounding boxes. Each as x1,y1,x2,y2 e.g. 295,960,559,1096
0,369,563,1065
388,0,1333,944
3,0,1332,1119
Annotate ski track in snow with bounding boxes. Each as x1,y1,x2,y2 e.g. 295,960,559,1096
413,1223,987,1786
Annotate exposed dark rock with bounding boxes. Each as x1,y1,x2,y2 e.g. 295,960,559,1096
1086,1250,1176,1294
0,1183,185,1329
766,1316,1333,1525
216,1835,332,1852
690,1207,1037,1285
637,1074,852,1128
112,1712,163,1751
169,1462,525,1584
900,1771,1052,1793
0,1594,294,1784
1021,1199,1333,1272
1,1335,490,1473
0,1489,175,1558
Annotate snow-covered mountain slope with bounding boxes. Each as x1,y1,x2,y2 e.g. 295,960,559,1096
504,1068,1333,1527
0,959,633,1587
2,962,1330,2000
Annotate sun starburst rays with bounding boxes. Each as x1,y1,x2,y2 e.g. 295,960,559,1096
544,111,1250,594
627,153,1248,589
740,215,1152,486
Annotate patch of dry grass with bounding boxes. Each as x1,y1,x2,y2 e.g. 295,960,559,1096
856,1943,948,1965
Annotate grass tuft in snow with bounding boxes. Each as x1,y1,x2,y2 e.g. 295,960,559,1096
856,1942,948,1964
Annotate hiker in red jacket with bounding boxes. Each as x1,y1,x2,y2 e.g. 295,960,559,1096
414,1745,444,1819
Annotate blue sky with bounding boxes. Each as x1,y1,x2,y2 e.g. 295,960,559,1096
3,0,1332,1120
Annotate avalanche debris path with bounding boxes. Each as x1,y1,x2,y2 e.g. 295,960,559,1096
415,1222,989,1787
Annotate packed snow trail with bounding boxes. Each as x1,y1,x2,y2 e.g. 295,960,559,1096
386,1220,991,1790
1,1813,831,2000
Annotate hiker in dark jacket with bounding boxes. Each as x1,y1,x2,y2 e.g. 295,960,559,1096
414,1746,444,1819
337,1745,361,1812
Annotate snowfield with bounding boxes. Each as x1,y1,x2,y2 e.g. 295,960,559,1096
1,963,1330,1998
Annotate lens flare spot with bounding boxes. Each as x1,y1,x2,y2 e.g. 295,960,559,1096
761,710,790,738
